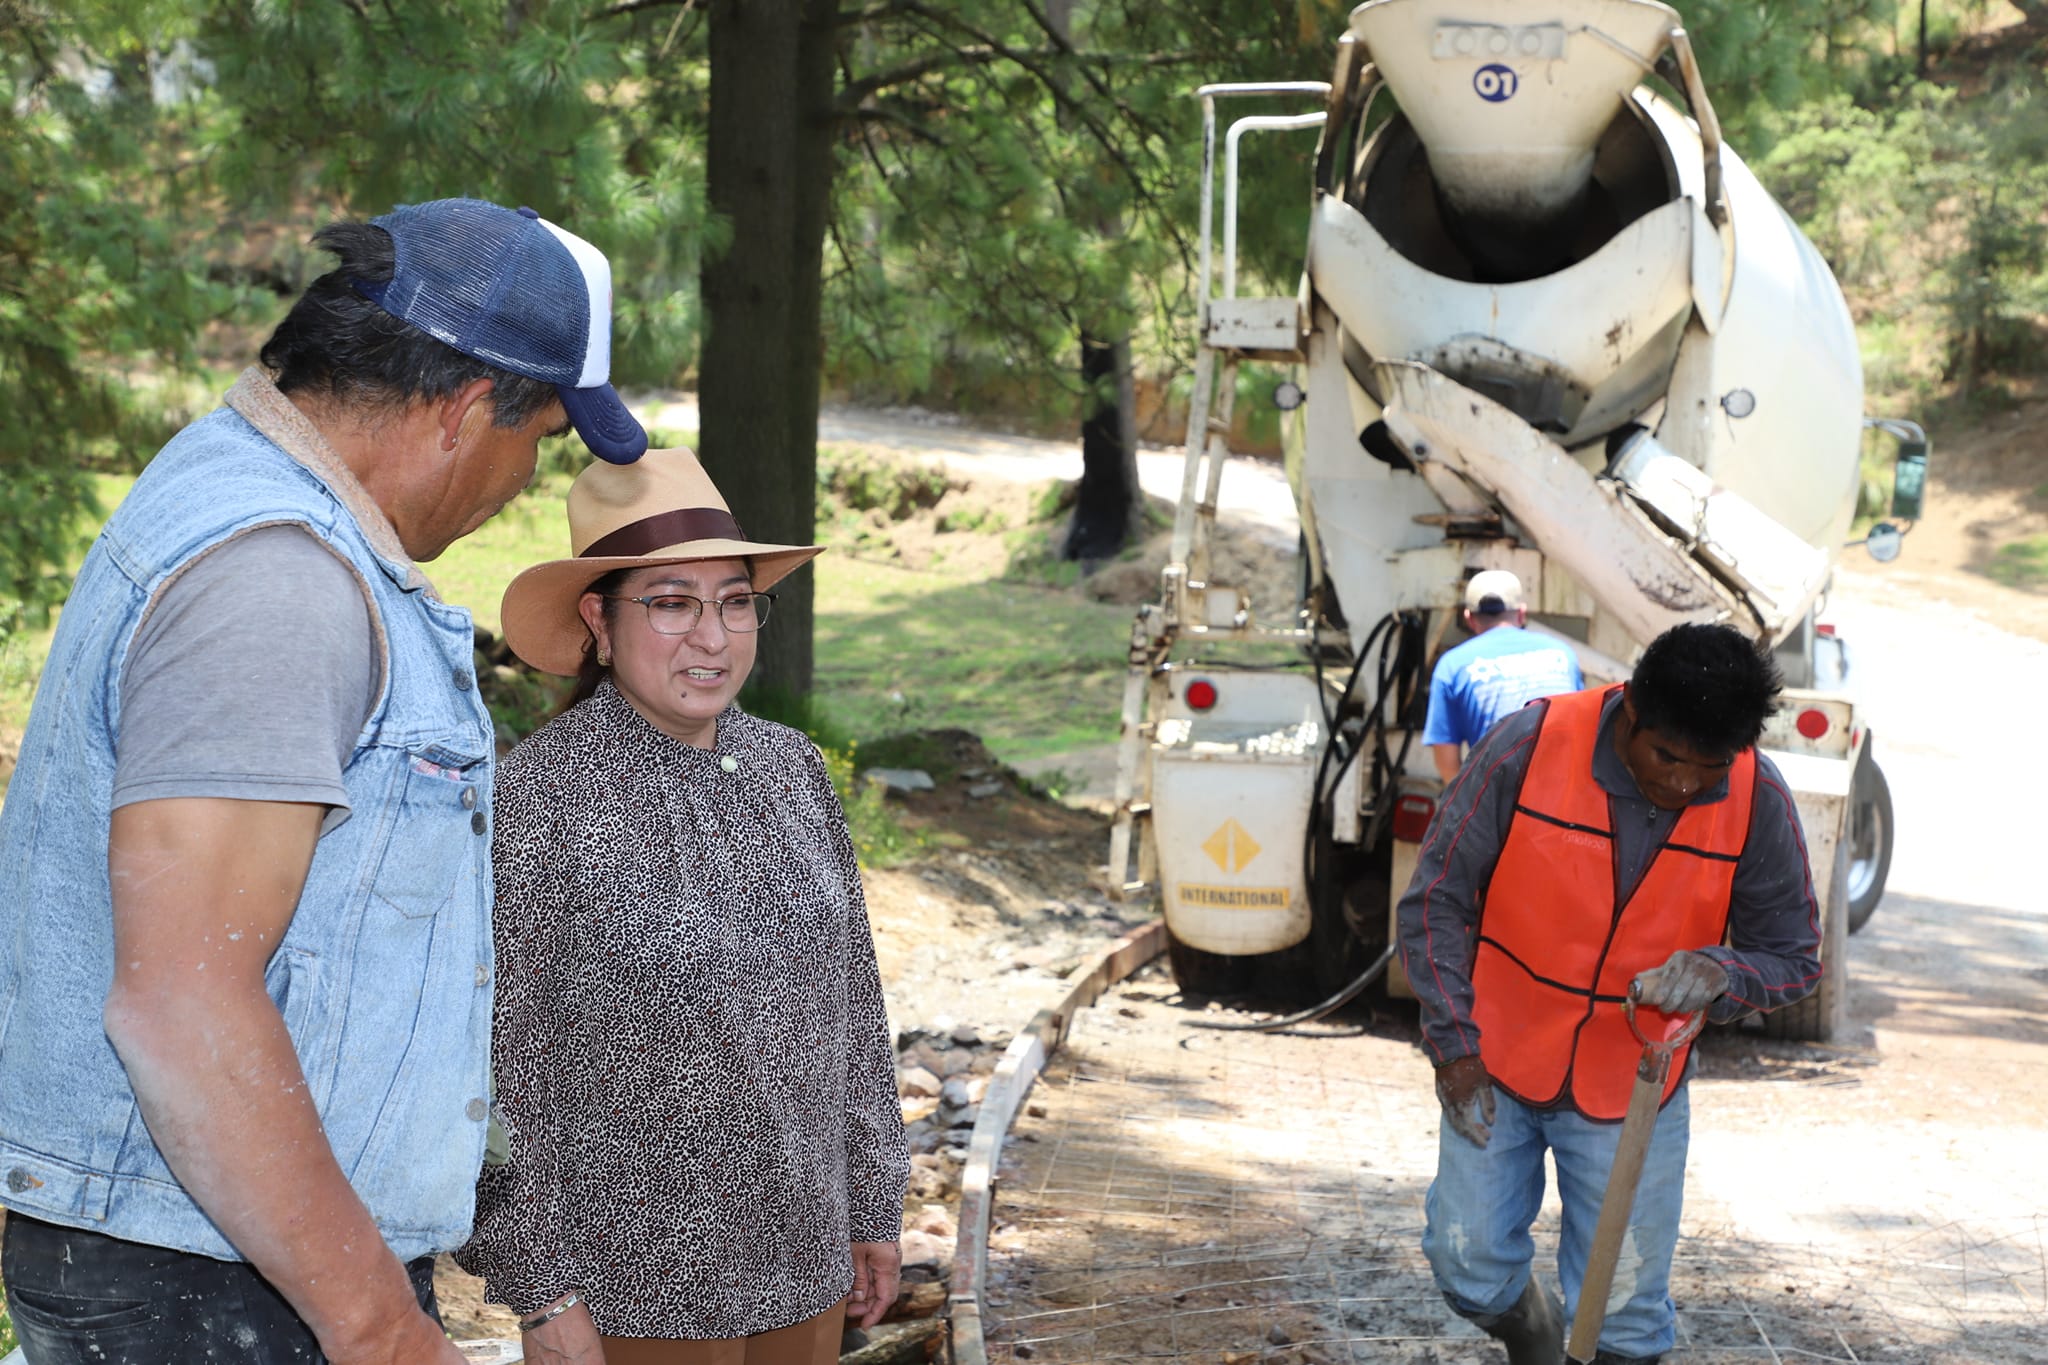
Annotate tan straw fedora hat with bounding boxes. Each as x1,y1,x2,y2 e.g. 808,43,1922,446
500,447,823,676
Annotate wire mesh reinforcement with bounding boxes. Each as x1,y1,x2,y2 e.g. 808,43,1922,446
978,970,2048,1365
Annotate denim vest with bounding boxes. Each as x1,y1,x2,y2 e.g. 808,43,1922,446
0,371,497,1260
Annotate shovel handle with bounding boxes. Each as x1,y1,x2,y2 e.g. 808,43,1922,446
1567,994,1703,1362
1624,985,1706,1054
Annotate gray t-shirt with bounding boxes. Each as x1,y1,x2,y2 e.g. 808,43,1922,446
112,524,381,833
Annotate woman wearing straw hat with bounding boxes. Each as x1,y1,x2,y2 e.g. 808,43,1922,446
455,449,909,1365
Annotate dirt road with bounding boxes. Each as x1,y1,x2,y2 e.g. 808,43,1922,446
769,408,2048,1361
963,549,2047,1363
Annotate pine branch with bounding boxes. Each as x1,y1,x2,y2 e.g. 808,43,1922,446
835,44,1029,107
1017,0,1116,114
879,2,1157,200
845,99,949,147
591,0,701,20
834,0,921,24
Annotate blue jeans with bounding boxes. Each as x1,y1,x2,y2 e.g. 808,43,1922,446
2,1213,441,1364
1421,1084,1690,1360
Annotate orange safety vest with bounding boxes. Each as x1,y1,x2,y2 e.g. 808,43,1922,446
1471,686,1755,1120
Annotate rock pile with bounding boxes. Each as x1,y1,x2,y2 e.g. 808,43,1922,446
858,1016,1015,1357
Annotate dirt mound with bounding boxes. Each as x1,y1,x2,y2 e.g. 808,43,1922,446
816,445,1044,578
1074,494,1303,628
817,444,1304,629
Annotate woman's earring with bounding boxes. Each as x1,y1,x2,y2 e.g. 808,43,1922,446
597,649,611,667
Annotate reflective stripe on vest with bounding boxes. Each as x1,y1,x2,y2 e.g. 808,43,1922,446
1471,686,1755,1119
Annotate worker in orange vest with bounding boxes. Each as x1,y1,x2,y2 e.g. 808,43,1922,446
1396,623,1824,1365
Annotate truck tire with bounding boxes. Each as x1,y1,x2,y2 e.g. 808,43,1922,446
1165,931,1252,1001
1760,835,1849,1043
1845,755,1893,935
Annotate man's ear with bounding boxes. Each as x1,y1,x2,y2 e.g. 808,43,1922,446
436,377,497,452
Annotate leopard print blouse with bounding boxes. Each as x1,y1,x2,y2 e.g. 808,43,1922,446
454,682,909,1338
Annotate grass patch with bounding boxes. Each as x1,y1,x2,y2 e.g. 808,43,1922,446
811,554,1137,764
0,626,53,742
817,445,953,518
818,743,931,868
851,729,976,779
432,467,579,639
1986,536,2048,590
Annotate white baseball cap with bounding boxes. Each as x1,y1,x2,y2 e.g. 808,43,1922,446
1464,569,1526,614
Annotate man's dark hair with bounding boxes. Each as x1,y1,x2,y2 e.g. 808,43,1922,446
1629,622,1782,757
259,222,557,429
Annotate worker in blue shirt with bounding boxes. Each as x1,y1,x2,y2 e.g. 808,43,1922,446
1424,570,1584,782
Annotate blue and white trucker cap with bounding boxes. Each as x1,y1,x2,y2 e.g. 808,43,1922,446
354,198,648,464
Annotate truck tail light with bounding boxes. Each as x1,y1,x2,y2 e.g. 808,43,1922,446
1795,708,1831,740
1392,794,1436,842
1815,622,1837,637
1184,679,1219,711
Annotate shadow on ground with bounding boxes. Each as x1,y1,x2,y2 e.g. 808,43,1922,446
981,964,2047,1364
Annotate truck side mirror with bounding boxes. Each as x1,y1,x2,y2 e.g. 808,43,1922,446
1891,439,1928,522
1862,417,1930,533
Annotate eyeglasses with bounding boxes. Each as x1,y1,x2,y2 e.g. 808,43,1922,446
606,591,775,634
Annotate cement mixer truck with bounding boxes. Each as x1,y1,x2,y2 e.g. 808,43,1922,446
1104,0,1924,1043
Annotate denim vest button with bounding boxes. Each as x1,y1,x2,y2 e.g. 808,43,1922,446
466,1098,488,1122
460,786,478,810
453,671,474,691
471,811,487,836
475,964,489,987
6,1167,34,1193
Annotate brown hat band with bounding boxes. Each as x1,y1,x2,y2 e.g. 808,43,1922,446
580,507,749,559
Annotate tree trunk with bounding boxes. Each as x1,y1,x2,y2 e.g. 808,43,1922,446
1062,331,1142,563
701,0,839,701
1049,0,1143,566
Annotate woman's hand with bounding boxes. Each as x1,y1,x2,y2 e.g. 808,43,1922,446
521,1299,606,1365
847,1241,903,1328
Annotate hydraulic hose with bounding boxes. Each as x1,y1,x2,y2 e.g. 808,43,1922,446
1181,611,1422,1035
1183,943,1396,1032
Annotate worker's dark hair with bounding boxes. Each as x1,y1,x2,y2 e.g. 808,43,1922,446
260,222,556,428
1629,622,1781,757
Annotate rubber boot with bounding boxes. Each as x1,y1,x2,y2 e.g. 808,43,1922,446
1473,1276,1564,1365
1590,1353,1661,1365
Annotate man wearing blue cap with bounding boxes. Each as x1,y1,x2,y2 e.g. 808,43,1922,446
0,199,646,1364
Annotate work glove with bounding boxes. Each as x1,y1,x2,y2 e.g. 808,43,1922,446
1633,949,1730,1016
1434,1054,1495,1149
